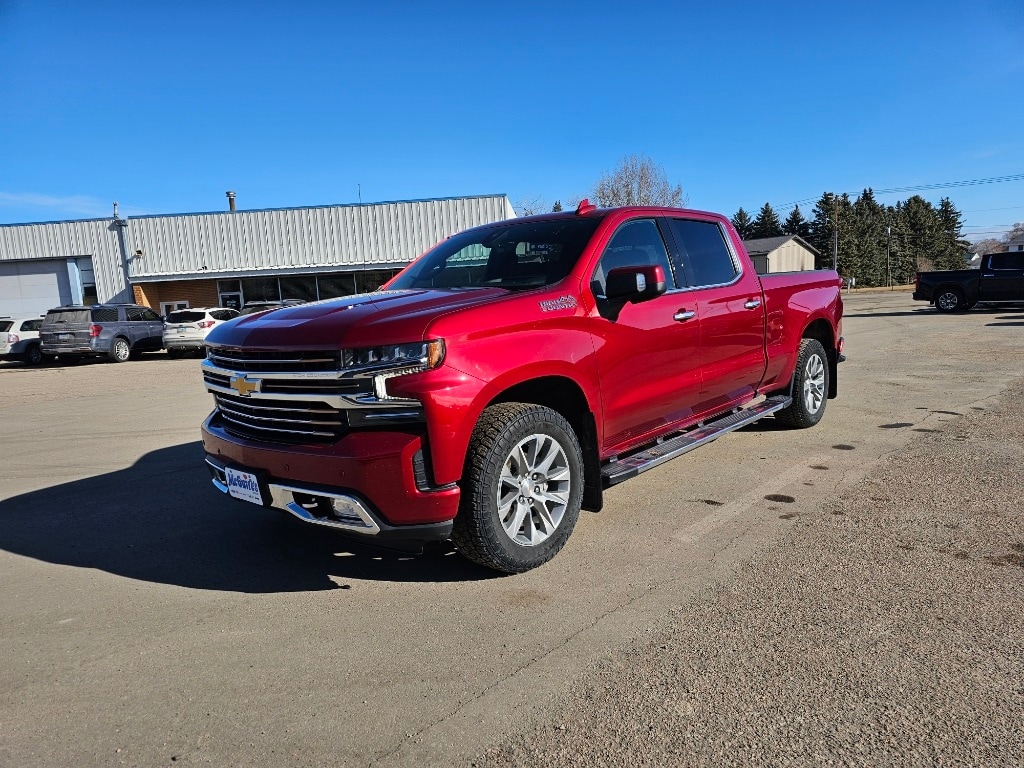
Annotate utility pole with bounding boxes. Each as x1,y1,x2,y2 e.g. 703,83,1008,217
832,199,839,272
886,224,892,289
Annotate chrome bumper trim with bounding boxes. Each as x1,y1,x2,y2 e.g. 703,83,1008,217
206,458,381,535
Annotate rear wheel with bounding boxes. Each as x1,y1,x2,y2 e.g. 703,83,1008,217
453,403,583,574
108,337,130,363
776,339,829,429
935,288,964,313
23,343,44,366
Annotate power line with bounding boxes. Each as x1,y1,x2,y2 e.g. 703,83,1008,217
776,173,1024,211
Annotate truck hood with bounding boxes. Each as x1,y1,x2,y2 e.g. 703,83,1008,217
205,288,509,349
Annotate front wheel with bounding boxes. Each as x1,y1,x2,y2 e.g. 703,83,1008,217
452,403,584,574
776,339,829,429
107,338,130,363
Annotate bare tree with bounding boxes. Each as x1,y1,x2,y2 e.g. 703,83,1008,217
513,194,548,217
590,154,686,208
970,236,1004,255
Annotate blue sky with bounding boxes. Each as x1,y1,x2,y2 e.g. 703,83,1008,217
1,1,1021,243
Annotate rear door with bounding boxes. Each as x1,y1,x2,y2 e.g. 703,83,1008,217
663,217,767,416
589,217,704,453
140,307,165,348
980,253,1024,301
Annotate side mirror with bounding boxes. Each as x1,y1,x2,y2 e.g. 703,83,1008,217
605,265,667,304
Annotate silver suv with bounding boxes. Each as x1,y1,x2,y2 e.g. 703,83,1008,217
40,304,165,363
0,315,49,365
164,307,239,357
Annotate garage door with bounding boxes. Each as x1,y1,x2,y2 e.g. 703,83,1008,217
0,260,74,317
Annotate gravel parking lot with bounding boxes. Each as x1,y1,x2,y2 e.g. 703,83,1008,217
1,292,1022,767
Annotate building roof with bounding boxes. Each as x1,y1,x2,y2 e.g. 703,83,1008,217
742,234,820,257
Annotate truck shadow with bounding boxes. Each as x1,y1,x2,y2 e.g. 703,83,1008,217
0,442,496,592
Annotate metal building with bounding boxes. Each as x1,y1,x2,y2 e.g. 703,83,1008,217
0,194,516,317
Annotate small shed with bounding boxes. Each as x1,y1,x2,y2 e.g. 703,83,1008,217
742,235,819,274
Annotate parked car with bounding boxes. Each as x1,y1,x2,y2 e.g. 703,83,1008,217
201,201,844,573
0,315,49,365
237,299,306,316
164,307,240,357
913,252,1024,312
40,304,165,363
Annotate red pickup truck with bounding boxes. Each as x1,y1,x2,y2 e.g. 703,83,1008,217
201,202,844,573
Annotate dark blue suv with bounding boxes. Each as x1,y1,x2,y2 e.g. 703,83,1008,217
40,304,165,363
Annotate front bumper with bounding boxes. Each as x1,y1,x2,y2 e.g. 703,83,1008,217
202,411,460,537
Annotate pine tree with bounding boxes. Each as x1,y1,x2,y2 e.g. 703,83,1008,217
900,195,942,272
933,197,971,270
808,193,837,269
750,203,784,239
551,200,563,212
782,205,810,239
731,207,753,239
851,189,888,286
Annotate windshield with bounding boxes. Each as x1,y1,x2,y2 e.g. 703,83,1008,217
389,217,603,291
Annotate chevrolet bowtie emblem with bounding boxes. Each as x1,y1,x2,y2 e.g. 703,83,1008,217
229,375,260,397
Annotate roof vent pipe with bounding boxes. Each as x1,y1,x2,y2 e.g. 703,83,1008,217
226,191,236,212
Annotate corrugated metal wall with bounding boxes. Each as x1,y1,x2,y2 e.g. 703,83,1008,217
126,195,515,279
0,219,131,303
0,195,515,302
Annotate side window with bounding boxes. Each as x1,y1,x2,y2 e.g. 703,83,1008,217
141,308,162,322
126,308,146,322
22,319,42,332
667,219,738,287
989,253,1024,270
592,219,675,296
92,307,119,322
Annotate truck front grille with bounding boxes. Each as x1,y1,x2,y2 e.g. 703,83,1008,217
214,393,347,444
207,347,342,372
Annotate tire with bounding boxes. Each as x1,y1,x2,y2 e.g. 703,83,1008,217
107,337,131,363
935,288,964,313
776,339,829,429
452,403,584,574
23,343,44,366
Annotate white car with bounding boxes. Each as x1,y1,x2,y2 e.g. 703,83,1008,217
163,307,239,358
0,315,49,365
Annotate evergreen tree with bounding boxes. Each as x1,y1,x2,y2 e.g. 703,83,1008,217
808,193,837,269
933,197,971,270
851,189,888,286
750,203,784,239
731,207,753,239
782,204,810,239
889,202,917,285
899,195,942,272
551,200,563,212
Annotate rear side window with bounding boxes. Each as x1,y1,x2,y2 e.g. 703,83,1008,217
667,219,738,287
168,310,207,323
21,319,42,332
210,309,238,321
0,321,12,333
140,308,162,321
92,308,119,322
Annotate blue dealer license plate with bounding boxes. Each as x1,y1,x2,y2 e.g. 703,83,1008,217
225,467,264,506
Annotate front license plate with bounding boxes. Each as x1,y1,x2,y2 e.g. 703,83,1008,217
225,467,264,506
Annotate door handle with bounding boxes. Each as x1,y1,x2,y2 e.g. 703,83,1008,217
744,299,762,309
673,310,696,322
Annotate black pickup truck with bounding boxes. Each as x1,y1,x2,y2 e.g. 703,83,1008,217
914,252,1024,312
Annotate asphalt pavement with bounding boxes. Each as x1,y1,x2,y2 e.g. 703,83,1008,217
1,292,1022,767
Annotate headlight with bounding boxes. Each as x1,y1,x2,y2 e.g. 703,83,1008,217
342,340,445,370
342,340,446,401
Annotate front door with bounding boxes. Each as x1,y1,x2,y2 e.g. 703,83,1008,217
979,252,1024,301
589,218,703,454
